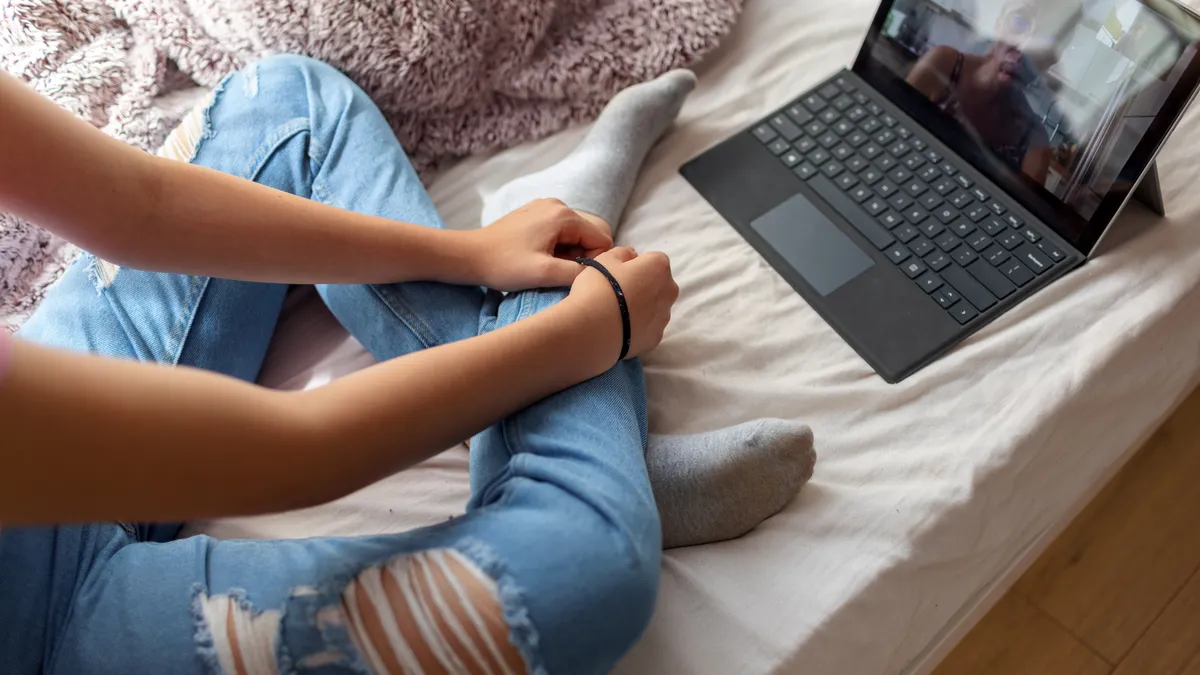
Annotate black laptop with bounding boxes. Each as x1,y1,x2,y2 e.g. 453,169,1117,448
682,0,1200,383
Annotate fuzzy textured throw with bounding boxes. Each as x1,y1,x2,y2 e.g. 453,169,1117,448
0,0,742,330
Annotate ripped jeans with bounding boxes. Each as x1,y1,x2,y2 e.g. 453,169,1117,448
1,55,661,674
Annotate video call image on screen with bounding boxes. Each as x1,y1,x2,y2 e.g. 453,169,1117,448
873,0,1196,221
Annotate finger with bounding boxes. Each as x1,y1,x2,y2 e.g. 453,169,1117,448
598,247,638,264
570,215,615,252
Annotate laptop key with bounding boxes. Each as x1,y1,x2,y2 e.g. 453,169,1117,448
853,92,870,104
753,124,780,144
965,259,1016,299
793,163,819,180
833,120,856,136
905,180,928,197
934,206,958,224
1020,227,1042,244
832,144,855,161
876,155,899,171
875,129,897,146
868,102,884,116
950,219,976,237
819,132,841,148
954,174,975,190
925,150,943,164
904,207,929,224
910,236,936,258
805,121,827,137
940,162,959,176
889,193,914,211
803,94,828,112
832,95,855,111
1001,260,1036,287
885,244,911,264
878,211,903,229
896,126,913,140
895,223,920,243
919,220,945,238
861,168,884,184
982,217,1007,236
847,106,868,123
889,167,913,185
846,155,869,173
862,196,887,214
970,187,990,203
902,154,927,171
849,185,873,203
881,113,898,127
860,117,883,134
1004,213,1024,229
861,143,884,160
875,180,899,198
967,232,993,252
822,161,845,179
837,173,859,191
932,285,959,307
948,301,979,325
808,148,831,165
925,251,952,272
988,201,1007,216
951,245,978,266
769,115,803,141
1038,240,1066,263
916,272,944,294
1014,243,1053,275
935,232,962,252
847,131,870,147
901,258,927,279
836,75,856,92
820,109,841,125
911,138,928,152
941,265,996,311
950,191,974,209
795,136,819,154
889,141,912,157
768,138,791,155
780,150,803,168
997,230,1023,250
918,165,941,182
786,104,814,127
933,178,957,196
983,245,1010,266
966,205,990,222
818,84,841,100
919,193,943,210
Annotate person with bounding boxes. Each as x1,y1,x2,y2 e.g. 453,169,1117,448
904,0,1075,184
0,54,815,674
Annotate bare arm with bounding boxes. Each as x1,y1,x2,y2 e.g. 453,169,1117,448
0,70,609,288
0,247,677,525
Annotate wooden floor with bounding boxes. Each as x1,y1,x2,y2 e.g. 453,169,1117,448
933,385,1200,675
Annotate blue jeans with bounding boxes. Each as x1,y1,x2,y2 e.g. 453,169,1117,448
1,55,660,675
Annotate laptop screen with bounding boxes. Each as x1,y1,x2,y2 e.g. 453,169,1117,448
854,0,1200,254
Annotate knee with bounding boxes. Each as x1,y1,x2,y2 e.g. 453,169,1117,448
237,54,375,147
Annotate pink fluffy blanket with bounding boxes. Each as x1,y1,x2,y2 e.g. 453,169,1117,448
0,0,742,330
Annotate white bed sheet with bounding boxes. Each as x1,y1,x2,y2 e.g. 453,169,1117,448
188,0,1200,672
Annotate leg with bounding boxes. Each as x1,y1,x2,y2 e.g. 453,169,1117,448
482,70,817,548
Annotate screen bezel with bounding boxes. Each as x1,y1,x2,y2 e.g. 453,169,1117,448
852,0,1200,256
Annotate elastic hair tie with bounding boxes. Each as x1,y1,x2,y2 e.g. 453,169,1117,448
576,258,631,362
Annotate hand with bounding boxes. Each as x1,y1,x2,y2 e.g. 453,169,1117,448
565,247,679,364
469,199,614,291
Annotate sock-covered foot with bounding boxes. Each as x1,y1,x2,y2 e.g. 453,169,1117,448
481,69,697,230
648,419,816,549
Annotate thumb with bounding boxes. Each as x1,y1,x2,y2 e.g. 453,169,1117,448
563,216,615,253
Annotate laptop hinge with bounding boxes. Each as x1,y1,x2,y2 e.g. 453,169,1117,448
1134,161,1167,217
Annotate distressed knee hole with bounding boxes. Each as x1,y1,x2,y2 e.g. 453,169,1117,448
87,255,120,289
158,92,215,163
341,549,524,675
196,593,282,675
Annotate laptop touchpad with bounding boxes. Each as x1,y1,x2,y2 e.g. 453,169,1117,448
751,194,874,297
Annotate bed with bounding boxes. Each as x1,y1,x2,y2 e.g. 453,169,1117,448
186,0,1200,672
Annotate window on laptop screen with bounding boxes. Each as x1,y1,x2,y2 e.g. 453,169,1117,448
860,0,1200,247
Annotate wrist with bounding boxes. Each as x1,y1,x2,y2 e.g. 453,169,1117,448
550,293,624,377
416,228,486,286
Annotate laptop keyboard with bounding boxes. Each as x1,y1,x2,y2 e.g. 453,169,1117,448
749,75,1065,325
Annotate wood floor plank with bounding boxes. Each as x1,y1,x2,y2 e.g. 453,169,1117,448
1015,387,1200,664
1114,568,1200,675
932,594,1112,675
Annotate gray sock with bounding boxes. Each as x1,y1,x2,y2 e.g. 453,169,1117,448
481,69,697,230
650,419,816,549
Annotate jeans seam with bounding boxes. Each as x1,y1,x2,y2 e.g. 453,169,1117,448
364,285,442,350
239,118,312,182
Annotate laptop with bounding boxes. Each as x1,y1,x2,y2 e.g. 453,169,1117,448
682,0,1200,383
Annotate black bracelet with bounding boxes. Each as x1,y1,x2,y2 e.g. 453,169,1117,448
576,257,631,361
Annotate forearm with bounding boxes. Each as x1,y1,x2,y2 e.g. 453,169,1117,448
0,70,477,285
0,298,616,524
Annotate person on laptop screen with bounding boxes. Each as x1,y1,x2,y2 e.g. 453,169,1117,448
903,0,1079,184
